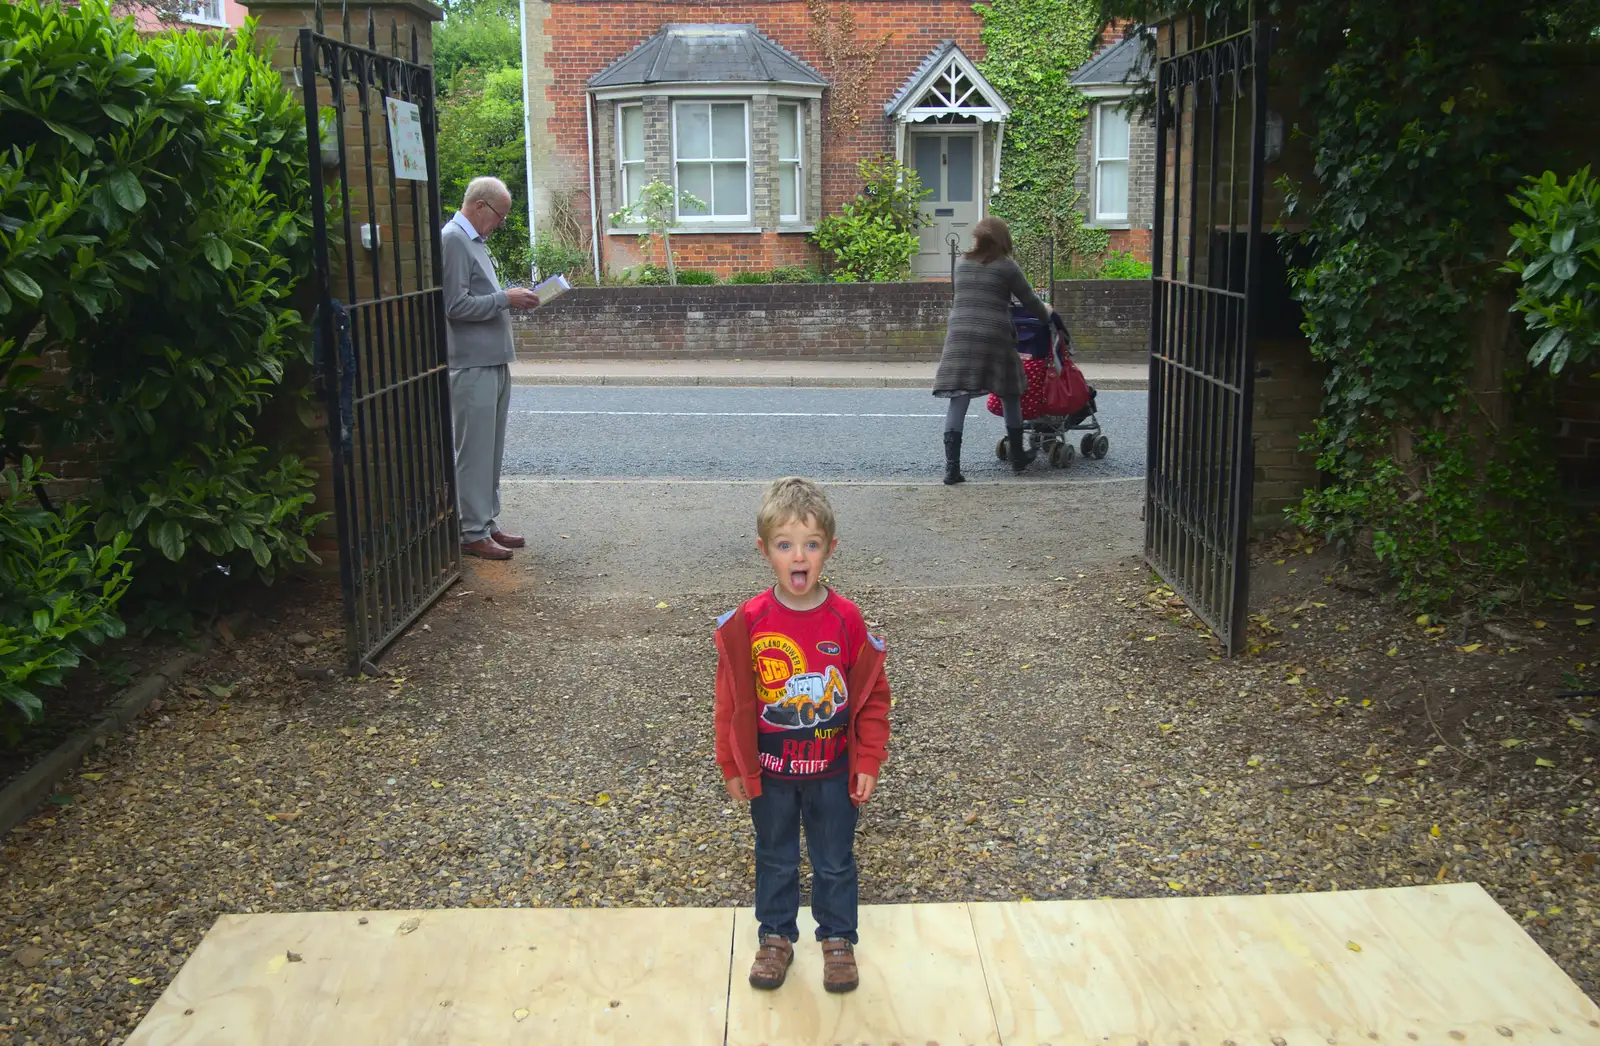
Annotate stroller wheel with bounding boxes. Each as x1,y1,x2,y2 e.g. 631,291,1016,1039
995,437,1009,461
1080,433,1096,458
1050,443,1076,469
1092,434,1110,459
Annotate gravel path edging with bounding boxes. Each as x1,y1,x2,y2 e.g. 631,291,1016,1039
0,612,251,837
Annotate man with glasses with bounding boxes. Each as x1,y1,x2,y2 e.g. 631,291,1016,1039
441,176,541,560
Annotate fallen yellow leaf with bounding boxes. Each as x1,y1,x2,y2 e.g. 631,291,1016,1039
1577,618,1594,627
1499,739,1522,749
1416,614,1431,626
1535,757,1556,768
1430,824,1441,837
1458,643,1482,653
1386,647,1398,657
595,792,612,805
1346,941,1362,953
80,772,104,781
129,977,147,985
655,601,670,609
1166,881,1184,891
1534,620,1547,629
514,1008,530,1022
1576,604,1595,611
431,780,444,788
1364,773,1380,784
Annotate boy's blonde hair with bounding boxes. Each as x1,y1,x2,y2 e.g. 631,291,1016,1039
757,477,836,544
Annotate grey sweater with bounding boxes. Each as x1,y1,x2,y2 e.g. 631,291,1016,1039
441,219,515,369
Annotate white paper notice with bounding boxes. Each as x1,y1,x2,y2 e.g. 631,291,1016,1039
532,273,572,303
385,98,428,182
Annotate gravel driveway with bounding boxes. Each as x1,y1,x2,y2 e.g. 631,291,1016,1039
0,484,1595,1044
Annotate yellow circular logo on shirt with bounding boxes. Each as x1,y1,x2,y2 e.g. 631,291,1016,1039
751,633,805,704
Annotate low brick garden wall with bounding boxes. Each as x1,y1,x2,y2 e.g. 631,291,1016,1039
514,283,953,361
513,279,1157,363
1051,279,1150,365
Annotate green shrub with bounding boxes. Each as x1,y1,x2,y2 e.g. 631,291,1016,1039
0,460,134,736
729,271,771,284
1504,167,1599,375
1098,251,1153,279
812,157,929,282
0,0,323,603
436,63,529,280
532,239,589,281
675,269,718,285
629,264,670,286
768,265,819,284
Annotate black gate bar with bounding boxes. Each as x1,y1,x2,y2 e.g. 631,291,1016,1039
1145,12,1271,655
300,20,461,674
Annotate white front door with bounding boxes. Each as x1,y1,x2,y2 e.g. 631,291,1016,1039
908,130,981,279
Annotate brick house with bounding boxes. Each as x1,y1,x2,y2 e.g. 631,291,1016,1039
520,2,1151,279
1069,26,1156,262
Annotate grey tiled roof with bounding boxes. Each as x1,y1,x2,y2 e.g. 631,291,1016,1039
883,39,959,115
1069,28,1154,87
588,24,827,89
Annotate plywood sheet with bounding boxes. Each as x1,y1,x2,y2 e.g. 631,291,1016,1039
727,902,1001,1046
124,907,735,1046
970,884,1600,1046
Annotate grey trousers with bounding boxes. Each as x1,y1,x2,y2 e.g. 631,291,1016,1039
449,364,510,543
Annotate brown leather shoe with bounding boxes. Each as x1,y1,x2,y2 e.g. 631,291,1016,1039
490,530,525,549
821,938,858,993
462,537,512,560
747,934,794,990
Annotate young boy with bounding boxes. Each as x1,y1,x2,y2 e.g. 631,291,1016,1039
713,477,892,994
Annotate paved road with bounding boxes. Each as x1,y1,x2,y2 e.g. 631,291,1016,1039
501,386,1147,482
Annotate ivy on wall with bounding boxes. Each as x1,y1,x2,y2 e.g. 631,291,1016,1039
1098,0,1597,610
974,0,1107,281
807,0,892,132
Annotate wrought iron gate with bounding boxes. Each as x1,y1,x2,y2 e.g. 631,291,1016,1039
1145,10,1271,656
301,12,460,674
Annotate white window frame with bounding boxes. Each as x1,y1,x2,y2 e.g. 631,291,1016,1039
671,100,751,224
174,0,227,26
1093,102,1131,224
616,102,646,213
777,102,804,223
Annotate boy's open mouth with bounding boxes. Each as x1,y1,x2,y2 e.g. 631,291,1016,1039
790,569,809,589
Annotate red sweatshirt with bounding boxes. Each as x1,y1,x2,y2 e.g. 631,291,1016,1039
713,591,891,804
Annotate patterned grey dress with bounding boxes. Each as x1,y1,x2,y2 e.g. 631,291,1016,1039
932,257,1052,399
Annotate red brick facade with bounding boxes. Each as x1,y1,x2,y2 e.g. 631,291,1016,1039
527,0,989,276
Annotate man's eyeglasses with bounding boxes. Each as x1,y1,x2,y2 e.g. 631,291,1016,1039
480,199,506,221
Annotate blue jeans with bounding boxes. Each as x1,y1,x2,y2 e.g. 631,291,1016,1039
749,772,859,944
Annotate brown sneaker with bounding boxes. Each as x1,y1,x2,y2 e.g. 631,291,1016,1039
748,934,794,990
820,937,858,993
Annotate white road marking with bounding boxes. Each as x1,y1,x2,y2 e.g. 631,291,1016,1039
511,409,946,418
500,476,1144,487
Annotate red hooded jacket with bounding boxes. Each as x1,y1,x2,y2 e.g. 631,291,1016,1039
712,600,891,804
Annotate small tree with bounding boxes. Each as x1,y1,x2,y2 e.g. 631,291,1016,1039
608,179,705,285
811,156,929,282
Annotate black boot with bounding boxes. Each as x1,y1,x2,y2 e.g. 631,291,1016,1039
1007,427,1036,473
942,431,965,485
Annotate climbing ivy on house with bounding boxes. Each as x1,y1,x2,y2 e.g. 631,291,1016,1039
974,0,1107,282
1097,0,1596,610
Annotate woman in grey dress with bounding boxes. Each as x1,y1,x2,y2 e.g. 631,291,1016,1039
932,217,1059,484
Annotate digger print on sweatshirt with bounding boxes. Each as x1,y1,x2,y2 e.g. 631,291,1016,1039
745,588,867,780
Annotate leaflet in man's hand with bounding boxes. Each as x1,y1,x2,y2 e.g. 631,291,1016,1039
532,273,571,303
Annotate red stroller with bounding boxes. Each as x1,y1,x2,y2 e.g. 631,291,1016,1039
987,307,1110,468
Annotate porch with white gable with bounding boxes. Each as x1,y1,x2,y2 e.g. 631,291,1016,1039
885,41,1011,278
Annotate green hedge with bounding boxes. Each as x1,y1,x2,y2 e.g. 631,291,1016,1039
0,0,321,730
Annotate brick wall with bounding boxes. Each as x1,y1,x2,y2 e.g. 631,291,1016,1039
526,0,990,276
514,282,954,359
1251,335,1325,530
1051,279,1148,364
1555,370,1600,506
